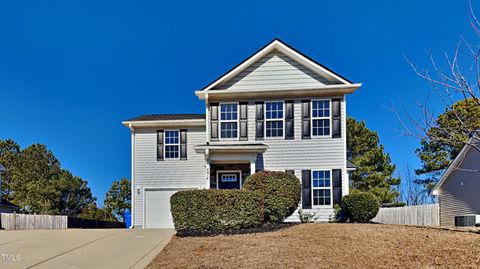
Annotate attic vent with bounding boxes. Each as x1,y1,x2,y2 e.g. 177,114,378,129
454,215,480,227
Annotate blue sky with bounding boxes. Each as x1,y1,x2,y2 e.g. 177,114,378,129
0,1,475,204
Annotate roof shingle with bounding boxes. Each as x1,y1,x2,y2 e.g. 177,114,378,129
125,114,205,122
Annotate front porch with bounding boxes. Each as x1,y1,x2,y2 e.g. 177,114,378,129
194,143,269,190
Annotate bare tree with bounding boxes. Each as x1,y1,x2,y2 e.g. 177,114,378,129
392,0,480,165
401,166,431,205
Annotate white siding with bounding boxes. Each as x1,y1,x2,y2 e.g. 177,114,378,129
439,147,480,226
133,126,207,227
215,51,333,91
210,96,348,197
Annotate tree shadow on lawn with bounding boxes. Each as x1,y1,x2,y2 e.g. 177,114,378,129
176,222,300,237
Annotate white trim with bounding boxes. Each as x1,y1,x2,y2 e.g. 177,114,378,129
196,39,352,94
164,129,180,160
311,169,333,208
122,119,205,128
264,100,285,139
196,84,362,100
311,99,332,138
216,170,243,189
219,102,240,140
130,127,135,228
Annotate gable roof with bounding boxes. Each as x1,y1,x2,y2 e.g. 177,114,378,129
431,135,478,195
196,38,359,99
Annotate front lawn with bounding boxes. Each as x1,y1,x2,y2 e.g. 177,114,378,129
147,223,480,268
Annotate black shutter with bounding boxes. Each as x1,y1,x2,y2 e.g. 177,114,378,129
180,129,187,160
157,130,164,161
285,169,295,175
332,98,341,138
332,169,342,205
301,170,312,209
285,100,294,140
239,102,248,141
256,101,264,140
301,100,311,139
210,103,219,141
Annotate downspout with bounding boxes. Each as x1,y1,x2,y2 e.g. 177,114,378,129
129,123,135,229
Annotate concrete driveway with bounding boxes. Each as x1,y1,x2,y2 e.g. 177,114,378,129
0,229,174,269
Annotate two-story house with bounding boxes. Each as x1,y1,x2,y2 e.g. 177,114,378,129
123,39,361,228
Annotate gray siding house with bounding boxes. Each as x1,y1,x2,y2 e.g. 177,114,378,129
123,39,361,228
432,136,480,226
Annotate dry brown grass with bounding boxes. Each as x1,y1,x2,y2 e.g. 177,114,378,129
147,223,480,269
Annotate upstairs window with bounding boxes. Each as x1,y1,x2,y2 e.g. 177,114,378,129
311,100,330,136
164,130,179,159
220,103,238,139
312,170,332,206
265,101,284,137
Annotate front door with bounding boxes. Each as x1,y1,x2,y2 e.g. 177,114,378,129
217,171,242,189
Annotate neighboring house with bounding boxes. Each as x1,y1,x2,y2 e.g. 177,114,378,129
0,198,19,214
432,136,480,226
0,164,19,213
123,39,362,228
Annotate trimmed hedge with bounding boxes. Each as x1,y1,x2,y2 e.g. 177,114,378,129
243,171,301,223
341,191,380,223
170,189,264,234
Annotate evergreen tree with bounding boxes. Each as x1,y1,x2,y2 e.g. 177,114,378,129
347,117,400,203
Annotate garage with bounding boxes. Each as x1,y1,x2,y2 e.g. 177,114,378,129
144,189,179,228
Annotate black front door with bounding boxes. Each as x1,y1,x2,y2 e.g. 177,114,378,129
217,171,241,189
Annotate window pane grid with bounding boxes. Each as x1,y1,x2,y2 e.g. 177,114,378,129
164,130,179,159
312,170,331,206
266,101,284,137
220,103,238,139
312,100,330,137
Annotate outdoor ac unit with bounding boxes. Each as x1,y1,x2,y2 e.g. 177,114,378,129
454,215,480,227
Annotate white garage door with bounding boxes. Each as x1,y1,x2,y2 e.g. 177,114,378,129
145,189,178,228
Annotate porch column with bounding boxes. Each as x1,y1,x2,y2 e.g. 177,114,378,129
250,158,256,176
205,149,210,189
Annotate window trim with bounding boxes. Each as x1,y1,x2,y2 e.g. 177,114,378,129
311,99,332,138
164,129,180,160
311,169,333,208
219,102,240,140
264,100,285,139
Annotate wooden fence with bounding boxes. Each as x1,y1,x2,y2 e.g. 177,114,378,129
0,213,125,230
0,213,67,230
372,204,439,226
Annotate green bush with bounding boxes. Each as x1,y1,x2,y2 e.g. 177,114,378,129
170,189,264,234
243,171,301,223
341,191,380,223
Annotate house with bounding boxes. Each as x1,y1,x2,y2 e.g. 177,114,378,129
122,39,361,228
432,135,480,226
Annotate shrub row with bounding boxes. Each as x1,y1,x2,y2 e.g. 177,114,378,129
170,189,264,234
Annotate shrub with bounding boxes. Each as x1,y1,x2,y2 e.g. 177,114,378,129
341,191,380,223
170,189,264,234
243,171,301,223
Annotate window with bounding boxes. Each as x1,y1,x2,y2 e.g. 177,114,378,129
220,103,238,139
265,101,284,137
164,130,179,159
312,170,331,206
311,100,330,136
221,174,237,182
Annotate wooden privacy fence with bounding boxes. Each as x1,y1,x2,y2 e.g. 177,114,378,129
372,204,440,226
0,213,67,230
0,213,126,230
